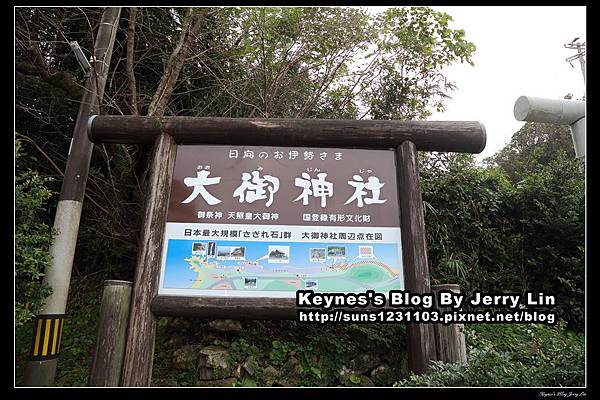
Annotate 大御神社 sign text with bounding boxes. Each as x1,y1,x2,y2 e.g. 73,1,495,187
158,145,404,298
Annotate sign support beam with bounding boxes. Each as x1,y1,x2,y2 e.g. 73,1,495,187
396,141,437,374
88,116,486,154
120,133,177,386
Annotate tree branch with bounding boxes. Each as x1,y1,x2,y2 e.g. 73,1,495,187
126,7,139,115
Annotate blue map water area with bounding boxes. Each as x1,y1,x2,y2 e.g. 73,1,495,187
161,239,401,290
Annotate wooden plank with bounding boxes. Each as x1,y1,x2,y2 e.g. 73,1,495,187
121,133,177,386
151,296,404,319
152,296,296,319
396,140,437,375
89,280,132,386
88,116,486,154
431,284,467,365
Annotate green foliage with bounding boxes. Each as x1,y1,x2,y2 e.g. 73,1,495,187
512,153,585,329
367,8,475,120
395,323,584,387
486,122,575,183
421,148,584,331
269,339,297,366
15,139,54,327
15,276,103,386
421,153,521,295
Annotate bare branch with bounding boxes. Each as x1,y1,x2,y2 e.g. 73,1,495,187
126,7,139,115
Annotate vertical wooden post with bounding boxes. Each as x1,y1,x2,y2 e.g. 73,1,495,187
396,140,437,375
89,280,132,386
121,133,177,386
431,284,467,365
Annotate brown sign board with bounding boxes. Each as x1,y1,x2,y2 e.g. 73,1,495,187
158,145,404,298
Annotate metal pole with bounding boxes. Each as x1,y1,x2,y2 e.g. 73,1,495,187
577,45,586,84
513,95,585,163
23,7,122,386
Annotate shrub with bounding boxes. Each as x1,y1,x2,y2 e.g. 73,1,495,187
15,138,54,327
395,323,584,387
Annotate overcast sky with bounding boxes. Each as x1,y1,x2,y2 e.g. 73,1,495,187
369,6,586,160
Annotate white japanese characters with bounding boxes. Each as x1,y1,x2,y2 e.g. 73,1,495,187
181,170,222,205
233,170,280,207
293,172,334,208
344,175,387,208
181,151,388,210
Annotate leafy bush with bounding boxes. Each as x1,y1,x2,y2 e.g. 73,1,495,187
512,153,585,330
421,151,585,331
395,323,584,387
15,138,54,327
421,153,520,295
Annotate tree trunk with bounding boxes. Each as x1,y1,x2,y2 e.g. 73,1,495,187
146,8,208,117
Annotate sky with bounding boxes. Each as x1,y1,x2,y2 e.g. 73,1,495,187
369,6,586,160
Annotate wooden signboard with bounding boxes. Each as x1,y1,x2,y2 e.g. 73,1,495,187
154,145,404,317
86,116,486,385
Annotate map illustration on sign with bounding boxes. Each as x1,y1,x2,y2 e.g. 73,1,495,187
158,145,404,298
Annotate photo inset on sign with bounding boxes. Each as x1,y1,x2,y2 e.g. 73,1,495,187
305,279,318,290
358,245,374,259
244,277,257,289
207,241,216,258
309,248,326,263
217,246,246,260
268,245,290,263
327,245,346,259
191,242,206,255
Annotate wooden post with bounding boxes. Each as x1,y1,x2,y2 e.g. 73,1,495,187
121,133,177,386
431,284,467,365
396,140,437,375
89,280,132,386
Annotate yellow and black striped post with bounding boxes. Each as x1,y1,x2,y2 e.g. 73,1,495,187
29,315,65,361
25,315,65,385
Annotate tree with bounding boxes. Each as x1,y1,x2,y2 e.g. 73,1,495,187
485,122,575,183
15,6,477,280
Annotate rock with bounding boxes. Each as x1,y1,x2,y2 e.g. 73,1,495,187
348,353,380,374
275,356,303,386
262,365,279,386
196,377,237,387
337,365,353,384
242,356,256,376
359,376,375,387
168,317,192,331
172,345,200,370
151,378,178,387
208,319,243,333
232,364,243,379
197,345,232,380
211,338,231,348
370,364,394,386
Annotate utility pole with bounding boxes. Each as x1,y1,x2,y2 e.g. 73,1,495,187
23,7,122,386
565,39,586,84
